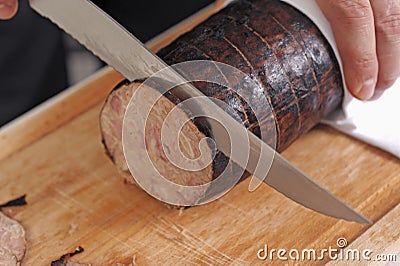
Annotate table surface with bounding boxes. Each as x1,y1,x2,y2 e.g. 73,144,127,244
0,2,399,265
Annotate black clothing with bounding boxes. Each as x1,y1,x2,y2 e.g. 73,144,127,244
93,0,213,42
0,0,68,126
0,0,213,126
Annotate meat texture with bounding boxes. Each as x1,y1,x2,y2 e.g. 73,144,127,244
100,0,343,203
0,212,26,266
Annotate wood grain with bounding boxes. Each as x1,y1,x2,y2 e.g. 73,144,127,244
0,67,123,162
0,1,399,265
327,203,400,265
0,101,399,264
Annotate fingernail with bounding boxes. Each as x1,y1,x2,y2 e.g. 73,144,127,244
0,4,5,8
357,79,375,100
369,89,385,101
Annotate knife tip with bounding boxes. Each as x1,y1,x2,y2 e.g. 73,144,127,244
355,216,373,225
345,211,372,225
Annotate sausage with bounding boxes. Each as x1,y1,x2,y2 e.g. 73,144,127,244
100,0,343,204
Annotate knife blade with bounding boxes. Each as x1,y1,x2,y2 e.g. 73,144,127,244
29,0,370,224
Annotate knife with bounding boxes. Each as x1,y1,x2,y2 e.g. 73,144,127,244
29,0,370,224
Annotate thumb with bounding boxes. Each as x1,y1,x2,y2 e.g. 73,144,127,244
0,0,18,20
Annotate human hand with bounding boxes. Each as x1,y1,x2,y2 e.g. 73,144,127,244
0,0,18,20
316,0,400,101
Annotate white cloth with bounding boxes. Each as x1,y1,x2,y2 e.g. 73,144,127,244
281,0,400,158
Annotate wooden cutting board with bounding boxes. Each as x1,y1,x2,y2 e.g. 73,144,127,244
0,2,399,265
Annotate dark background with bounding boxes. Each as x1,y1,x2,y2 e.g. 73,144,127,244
93,0,213,42
0,0,213,126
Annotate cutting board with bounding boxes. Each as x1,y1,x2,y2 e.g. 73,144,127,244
1,2,399,265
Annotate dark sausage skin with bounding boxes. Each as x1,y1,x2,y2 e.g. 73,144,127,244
100,0,343,202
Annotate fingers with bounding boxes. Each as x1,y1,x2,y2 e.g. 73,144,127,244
317,0,400,101
0,0,18,20
317,0,378,100
370,0,400,94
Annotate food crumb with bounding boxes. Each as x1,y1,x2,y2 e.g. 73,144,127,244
51,246,90,266
113,255,138,266
0,195,27,209
68,223,79,235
